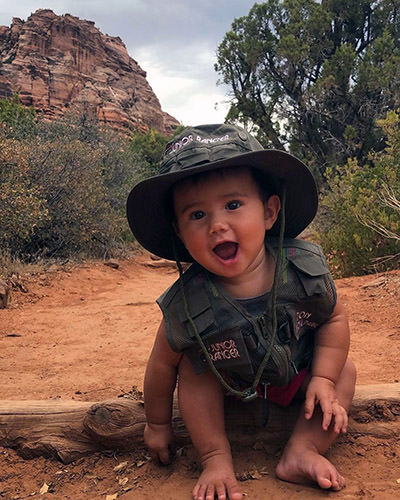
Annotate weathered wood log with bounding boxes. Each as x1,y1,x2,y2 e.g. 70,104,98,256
0,383,398,464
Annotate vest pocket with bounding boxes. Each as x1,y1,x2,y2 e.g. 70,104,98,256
286,252,328,296
176,289,216,339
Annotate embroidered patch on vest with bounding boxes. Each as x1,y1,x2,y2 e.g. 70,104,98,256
184,326,253,375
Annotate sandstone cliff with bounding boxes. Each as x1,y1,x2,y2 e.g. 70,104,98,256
0,9,179,134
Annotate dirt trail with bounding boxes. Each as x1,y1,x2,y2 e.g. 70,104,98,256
0,255,399,500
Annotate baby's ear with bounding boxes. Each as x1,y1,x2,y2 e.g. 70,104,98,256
264,195,281,230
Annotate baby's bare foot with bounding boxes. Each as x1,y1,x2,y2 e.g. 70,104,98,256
276,442,345,491
193,452,243,500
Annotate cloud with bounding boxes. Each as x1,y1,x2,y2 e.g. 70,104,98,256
134,41,231,124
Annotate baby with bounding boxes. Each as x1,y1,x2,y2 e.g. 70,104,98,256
127,124,356,500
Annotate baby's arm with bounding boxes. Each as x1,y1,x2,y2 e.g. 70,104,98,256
305,297,350,432
144,319,182,464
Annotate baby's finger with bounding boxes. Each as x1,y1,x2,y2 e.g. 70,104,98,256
319,400,333,430
304,394,316,420
333,405,348,433
157,447,171,465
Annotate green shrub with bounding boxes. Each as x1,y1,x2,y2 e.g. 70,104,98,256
0,137,49,253
316,111,400,277
0,94,37,139
0,104,150,259
25,138,114,256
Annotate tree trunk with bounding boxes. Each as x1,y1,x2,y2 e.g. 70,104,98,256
0,384,398,464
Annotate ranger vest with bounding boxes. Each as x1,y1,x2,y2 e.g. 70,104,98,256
157,238,336,387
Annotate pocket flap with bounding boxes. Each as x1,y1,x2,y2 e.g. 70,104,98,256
287,252,328,277
176,288,215,337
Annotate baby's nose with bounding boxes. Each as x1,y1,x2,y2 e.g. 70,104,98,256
209,216,228,234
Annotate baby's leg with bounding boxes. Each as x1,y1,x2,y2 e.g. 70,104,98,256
178,355,243,500
276,358,356,490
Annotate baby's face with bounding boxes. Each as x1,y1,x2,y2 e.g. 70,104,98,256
173,166,280,287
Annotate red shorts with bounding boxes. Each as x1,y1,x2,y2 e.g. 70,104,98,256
264,369,308,406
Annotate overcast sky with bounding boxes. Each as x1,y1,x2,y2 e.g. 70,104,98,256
0,0,257,125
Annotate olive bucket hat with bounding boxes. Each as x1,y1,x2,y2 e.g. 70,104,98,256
126,124,318,262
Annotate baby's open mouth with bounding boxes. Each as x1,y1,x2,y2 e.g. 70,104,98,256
213,242,238,260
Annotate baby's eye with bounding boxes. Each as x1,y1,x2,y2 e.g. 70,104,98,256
190,210,205,220
226,200,241,210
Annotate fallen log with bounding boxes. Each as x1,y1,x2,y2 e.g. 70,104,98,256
0,383,398,464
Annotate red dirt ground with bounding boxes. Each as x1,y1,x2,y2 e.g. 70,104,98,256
0,254,399,500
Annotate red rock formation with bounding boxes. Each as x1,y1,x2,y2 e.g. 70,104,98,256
0,9,179,135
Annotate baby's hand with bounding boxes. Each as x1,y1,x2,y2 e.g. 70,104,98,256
144,422,174,465
304,376,348,433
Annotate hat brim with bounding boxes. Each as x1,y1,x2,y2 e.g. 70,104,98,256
127,149,318,262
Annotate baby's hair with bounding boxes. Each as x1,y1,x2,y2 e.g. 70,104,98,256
250,167,278,202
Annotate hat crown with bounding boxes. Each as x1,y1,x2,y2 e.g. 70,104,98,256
160,124,263,174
